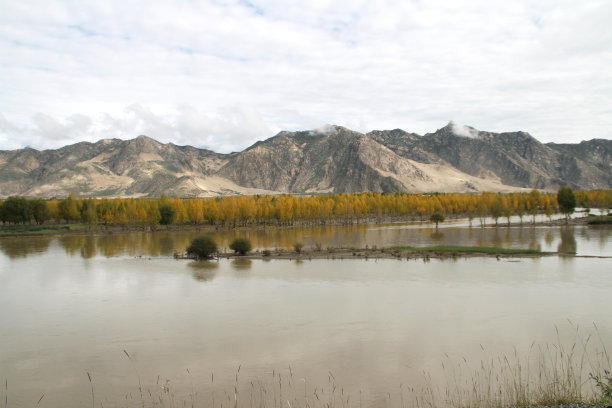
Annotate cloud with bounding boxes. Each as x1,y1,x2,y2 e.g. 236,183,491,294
0,104,275,153
1,0,611,150
308,124,339,137
449,121,480,139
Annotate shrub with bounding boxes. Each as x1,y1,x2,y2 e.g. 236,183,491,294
186,235,217,259
293,242,304,253
229,237,252,255
262,249,271,257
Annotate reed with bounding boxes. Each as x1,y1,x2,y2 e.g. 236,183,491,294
413,323,610,408
6,326,608,407
123,349,145,408
87,371,95,408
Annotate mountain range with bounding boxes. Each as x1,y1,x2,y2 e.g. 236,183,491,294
1,122,610,198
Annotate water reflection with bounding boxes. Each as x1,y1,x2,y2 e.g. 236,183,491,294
491,229,502,248
230,259,252,270
0,223,611,260
58,236,89,257
558,227,577,254
529,234,542,252
430,231,445,243
0,236,51,259
597,228,609,250
188,260,219,282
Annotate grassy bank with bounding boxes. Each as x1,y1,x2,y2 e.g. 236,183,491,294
0,223,89,236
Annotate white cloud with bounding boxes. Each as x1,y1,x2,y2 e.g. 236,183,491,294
0,104,275,153
450,121,479,139
1,0,611,151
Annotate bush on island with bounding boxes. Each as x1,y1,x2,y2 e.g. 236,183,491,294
187,235,218,260
229,237,252,255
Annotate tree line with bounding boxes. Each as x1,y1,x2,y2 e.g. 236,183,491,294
0,189,610,228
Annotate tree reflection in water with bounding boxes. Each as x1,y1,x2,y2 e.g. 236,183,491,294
558,227,577,254
80,237,96,259
189,260,219,282
230,259,252,270
2,223,609,261
598,228,610,250
504,228,514,247
0,236,52,259
491,229,502,248
529,232,542,252
430,231,445,243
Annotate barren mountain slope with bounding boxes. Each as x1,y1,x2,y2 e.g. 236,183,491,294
1,124,610,198
0,136,242,197
372,123,612,190
219,126,534,194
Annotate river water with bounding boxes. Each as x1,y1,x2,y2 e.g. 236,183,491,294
0,220,611,407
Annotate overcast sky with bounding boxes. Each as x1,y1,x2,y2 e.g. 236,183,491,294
1,0,611,152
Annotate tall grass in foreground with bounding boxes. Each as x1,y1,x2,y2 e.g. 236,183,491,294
414,324,610,408
111,325,610,408
5,325,609,408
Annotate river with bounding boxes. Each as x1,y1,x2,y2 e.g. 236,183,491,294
0,220,610,407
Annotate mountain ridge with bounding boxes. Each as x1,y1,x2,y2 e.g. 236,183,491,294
1,123,610,198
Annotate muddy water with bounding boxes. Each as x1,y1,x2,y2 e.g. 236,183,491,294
0,223,610,407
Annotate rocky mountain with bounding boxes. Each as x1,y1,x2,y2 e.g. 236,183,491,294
1,123,610,198
370,123,612,190
0,136,270,198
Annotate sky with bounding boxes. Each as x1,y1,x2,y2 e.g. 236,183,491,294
1,0,611,153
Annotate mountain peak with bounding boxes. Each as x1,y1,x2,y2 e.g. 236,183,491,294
1,124,611,198
443,121,481,138
134,134,158,142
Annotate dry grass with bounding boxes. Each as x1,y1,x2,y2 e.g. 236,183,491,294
412,323,611,408
4,326,609,408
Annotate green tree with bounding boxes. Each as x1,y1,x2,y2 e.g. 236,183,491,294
186,235,218,260
31,198,51,224
229,237,252,255
58,194,79,222
159,203,175,225
557,186,576,224
80,198,97,226
146,201,161,228
429,211,445,231
0,196,33,224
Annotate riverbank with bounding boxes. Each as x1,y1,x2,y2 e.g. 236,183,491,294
0,212,598,238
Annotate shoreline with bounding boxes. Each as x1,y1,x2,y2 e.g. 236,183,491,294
0,212,603,239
